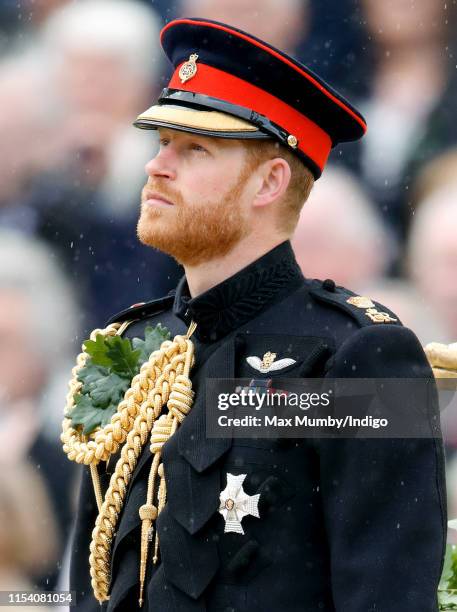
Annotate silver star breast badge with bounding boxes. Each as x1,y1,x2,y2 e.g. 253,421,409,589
219,473,260,534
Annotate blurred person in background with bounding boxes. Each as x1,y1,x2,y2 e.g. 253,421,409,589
406,171,457,474
407,178,457,452
180,0,309,53
292,166,394,288
0,0,182,332
0,54,105,332
40,0,164,217
0,229,79,589
340,0,457,251
38,0,182,328
0,0,70,54
412,147,457,206
293,0,370,100
0,463,59,608
355,279,449,347
22,0,69,26
291,164,449,347
407,185,457,343
0,56,52,233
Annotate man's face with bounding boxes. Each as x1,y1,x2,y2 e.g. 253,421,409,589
137,128,252,266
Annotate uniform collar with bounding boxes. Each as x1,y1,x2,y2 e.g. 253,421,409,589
173,240,304,342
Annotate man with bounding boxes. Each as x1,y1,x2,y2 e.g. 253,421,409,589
69,18,446,611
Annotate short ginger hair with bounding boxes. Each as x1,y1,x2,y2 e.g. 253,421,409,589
242,139,315,234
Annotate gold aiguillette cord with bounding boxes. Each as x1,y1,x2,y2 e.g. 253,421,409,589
138,320,197,607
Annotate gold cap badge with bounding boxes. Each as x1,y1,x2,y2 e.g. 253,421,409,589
179,53,199,83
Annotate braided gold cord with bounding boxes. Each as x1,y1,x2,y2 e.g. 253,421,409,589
88,333,196,603
141,324,196,601
137,376,194,606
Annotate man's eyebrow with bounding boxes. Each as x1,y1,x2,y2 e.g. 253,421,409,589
157,129,237,152
157,128,175,139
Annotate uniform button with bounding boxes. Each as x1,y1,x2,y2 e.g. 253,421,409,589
322,278,336,292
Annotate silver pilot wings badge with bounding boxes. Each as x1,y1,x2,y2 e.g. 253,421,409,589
246,351,296,373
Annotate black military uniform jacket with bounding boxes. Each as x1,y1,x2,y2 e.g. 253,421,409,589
71,241,446,612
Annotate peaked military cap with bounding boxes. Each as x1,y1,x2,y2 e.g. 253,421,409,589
134,17,367,178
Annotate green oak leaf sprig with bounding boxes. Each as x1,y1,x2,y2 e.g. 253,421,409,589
439,544,457,610
131,323,171,364
70,324,170,435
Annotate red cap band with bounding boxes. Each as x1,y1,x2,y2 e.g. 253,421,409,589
169,62,332,172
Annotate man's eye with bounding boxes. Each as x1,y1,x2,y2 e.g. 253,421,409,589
159,138,170,146
190,143,207,152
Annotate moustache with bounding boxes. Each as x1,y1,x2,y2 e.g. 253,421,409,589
142,183,183,207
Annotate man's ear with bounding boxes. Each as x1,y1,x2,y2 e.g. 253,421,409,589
252,158,291,208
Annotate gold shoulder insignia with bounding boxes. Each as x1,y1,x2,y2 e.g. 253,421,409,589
346,295,397,324
346,296,375,309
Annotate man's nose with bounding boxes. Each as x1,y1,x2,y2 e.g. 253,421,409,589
145,148,177,180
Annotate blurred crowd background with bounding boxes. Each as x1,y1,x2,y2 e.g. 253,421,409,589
1,0,457,602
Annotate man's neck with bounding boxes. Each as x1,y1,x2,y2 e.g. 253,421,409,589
184,234,289,297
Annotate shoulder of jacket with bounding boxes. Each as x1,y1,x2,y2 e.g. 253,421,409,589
306,278,402,328
105,292,175,325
